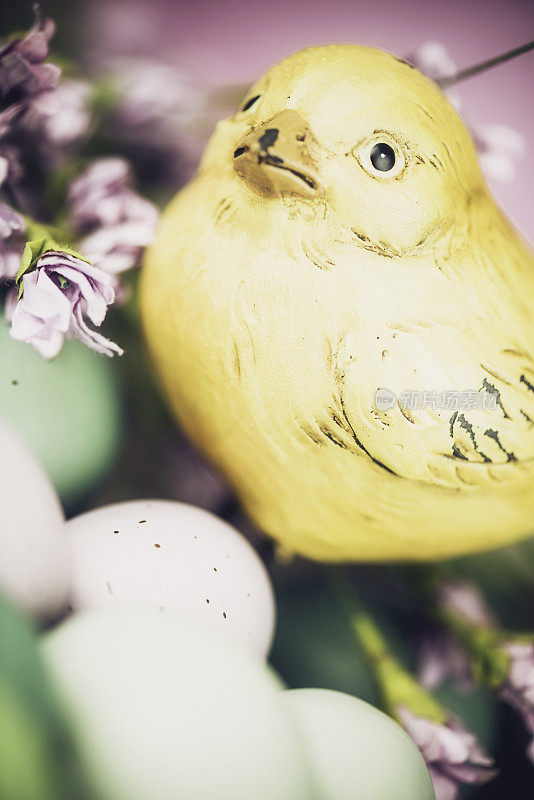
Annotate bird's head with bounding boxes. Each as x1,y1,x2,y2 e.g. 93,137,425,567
200,44,489,256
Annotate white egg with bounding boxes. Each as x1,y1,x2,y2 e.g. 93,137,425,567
67,499,275,656
41,607,316,800
0,417,69,617
283,688,435,800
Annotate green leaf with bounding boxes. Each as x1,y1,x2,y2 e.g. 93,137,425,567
15,219,93,300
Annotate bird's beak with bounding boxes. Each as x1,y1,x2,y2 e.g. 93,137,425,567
233,109,321,198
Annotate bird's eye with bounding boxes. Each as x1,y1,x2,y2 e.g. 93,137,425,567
354,134,407,179
241,94,261,112
370,143,395,171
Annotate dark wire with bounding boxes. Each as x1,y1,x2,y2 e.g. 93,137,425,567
437,40,534,88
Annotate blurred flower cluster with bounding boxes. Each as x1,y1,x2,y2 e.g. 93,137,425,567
0,7,163,359
398,708,495,800
0,4,246,360
68,158,159,278
419,580,534,766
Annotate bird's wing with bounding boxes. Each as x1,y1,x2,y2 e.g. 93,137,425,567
329,327,534,490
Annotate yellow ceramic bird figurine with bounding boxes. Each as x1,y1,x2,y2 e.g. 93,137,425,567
141,44,534,562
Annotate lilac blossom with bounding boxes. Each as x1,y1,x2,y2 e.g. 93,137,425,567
418,629,473,692
436,580,495,628
102,57,243,185
68,157,159,274
0,203,26,281
0,8,60,115
410,41,525,183
21,79,93,156
10,250,122,359
79,220,158,276
422,580,534,764
419,581,494,690
0,107,24,188
399,707,496,800
470,123,526,183
0,141,23,188
0,8,61,203
105,58,204,174
499,642,534,762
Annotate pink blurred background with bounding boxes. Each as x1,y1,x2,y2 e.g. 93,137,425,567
84,0,534,242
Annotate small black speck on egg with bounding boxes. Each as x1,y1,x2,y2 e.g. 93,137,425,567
138,520,147,524
154,543,161,549
206,598,210,604
113,530,119,534
213,567,217,572
222,612,227,619
11,379,18,386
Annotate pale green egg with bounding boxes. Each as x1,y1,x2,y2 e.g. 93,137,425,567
283,688,436,800
0,316,122,508
41,607,317,800
0,595,92,800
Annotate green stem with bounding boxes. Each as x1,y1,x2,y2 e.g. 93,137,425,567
325,567,446,724
437,605,509,689
401,566,512,690
403,567,513,690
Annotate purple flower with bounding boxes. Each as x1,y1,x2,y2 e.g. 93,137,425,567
79,220,158,275
0,7,60,114
470,123,526,183
0,8,61,204
410,41,525,183
102,57,240,186
418,629,473,692
500,642,534,762
399,707,496,800
106,58,204,172
410,41,455,77
10,250,122,359
0,141,23,188
436,580,495,628
418,581,494,691
21,79,93,155
0,202,26,281
68,157,159,274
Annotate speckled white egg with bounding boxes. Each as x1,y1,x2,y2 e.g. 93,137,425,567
67,499,275,656
41,607,316,800
283,688,435,800
0,417,69,617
